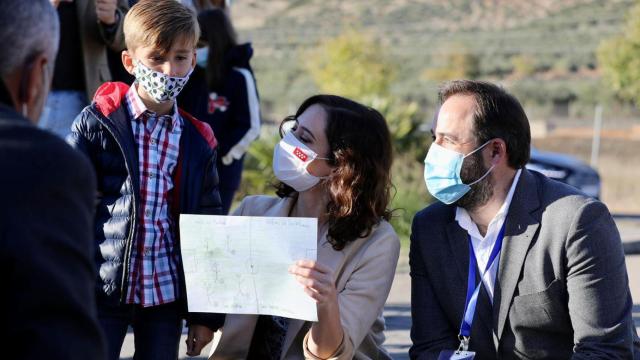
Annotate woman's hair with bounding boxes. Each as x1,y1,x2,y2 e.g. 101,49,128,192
276,95,394,251
197,8,237,90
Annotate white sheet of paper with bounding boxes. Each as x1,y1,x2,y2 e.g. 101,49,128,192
180,214,318,322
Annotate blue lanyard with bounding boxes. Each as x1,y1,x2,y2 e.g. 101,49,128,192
458,222,507,347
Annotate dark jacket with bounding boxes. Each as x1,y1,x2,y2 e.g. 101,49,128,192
0,103,106,359
67,82,223,314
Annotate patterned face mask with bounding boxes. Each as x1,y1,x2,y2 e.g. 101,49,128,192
133,60,193,103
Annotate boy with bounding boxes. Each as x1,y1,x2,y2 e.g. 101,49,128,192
68,1,223,358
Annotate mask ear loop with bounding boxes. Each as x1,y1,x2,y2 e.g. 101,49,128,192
464,139,498,186
309,155,334,180
463,139,494,159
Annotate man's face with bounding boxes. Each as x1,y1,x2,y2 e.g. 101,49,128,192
433,94,493,210
432,94,477,153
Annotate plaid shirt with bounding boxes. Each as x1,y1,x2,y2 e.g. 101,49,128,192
125,85,183,307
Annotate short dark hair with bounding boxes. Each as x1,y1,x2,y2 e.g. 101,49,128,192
276,95,393,251
438,80,531,169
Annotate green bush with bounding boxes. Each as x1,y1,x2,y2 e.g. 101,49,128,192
598,0,640,107
237,131,278,199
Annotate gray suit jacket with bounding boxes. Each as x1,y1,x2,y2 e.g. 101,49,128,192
409,169,639,359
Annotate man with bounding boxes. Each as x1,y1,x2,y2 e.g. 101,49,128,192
0,1,106,359
41,0,128,138
410,80,639,359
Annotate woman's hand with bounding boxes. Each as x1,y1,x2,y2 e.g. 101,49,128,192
290,260,344,358
289,260,337,308
185,324,214,356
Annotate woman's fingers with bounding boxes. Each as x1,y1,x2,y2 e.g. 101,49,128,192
295,275,328,290
303,286,325,302
290,260,337,304
289,264,323,279
293,259,332,274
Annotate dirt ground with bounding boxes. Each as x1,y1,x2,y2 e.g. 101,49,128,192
533,135,640,213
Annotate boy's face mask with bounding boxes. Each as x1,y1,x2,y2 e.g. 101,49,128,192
133,60,193,103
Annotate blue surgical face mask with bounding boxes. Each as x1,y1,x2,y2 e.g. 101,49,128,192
423,140,495,205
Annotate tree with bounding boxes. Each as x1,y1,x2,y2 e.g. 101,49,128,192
305,30,427,152
422,44,480,82
597,1,640,107
305,30,395,99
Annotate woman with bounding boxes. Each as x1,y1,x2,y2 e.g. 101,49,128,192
187,95,400,359
179,8,260,214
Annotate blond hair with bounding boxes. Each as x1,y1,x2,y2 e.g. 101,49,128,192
124,0,200,52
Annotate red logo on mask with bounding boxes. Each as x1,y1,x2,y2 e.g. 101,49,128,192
293,147,308,162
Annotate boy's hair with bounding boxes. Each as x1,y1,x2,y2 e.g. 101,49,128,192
124,0,200,52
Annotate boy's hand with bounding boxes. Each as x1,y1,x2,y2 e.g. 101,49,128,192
95,0,117,25
186,324,214,356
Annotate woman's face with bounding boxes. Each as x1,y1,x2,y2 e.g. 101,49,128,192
292,104,333,177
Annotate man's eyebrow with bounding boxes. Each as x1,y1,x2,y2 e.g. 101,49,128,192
435,131,459,140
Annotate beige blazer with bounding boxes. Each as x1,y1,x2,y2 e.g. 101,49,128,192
208,195,400,360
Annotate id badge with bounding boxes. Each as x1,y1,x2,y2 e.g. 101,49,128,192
437,349,476,360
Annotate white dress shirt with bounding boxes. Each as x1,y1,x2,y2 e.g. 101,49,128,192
455,169,522,302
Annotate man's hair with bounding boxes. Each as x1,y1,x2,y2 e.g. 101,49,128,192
0,0,59,77
438,80,531,169
124,0,200,52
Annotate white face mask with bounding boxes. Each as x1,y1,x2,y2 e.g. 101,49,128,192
273,131,330,192
133,60,193,103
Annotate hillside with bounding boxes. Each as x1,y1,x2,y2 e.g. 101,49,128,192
229,0,637,120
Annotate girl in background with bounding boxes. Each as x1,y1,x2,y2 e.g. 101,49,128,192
180,8,261,214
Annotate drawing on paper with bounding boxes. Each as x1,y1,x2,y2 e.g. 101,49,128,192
180,214,318,322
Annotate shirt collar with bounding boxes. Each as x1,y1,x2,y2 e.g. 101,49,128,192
455,168,522,239
126,84,181,129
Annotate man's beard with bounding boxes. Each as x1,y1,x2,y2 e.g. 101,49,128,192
455,150,493,211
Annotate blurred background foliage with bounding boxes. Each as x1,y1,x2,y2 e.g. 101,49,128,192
598,1,640,107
